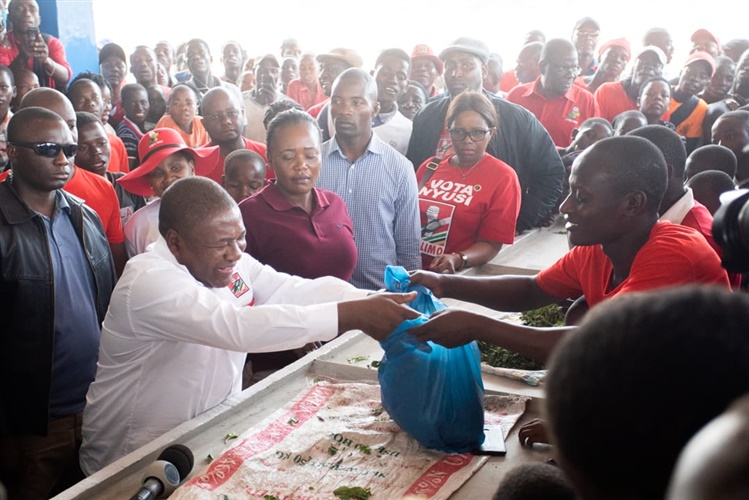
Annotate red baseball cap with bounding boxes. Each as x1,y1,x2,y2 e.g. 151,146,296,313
683,51,716,77
118,128,218,196
598,38,631,61
411,44,444,74
691,29,721,51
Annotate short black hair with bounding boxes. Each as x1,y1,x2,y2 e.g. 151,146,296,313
578,117,613,134
159,177,235,238
265,108,321,158
686,144,737,179
333,68,378,103
263,99,304,130
66,77,99,102
70,71,112,95
546,286,749,500
167,84,198,106
8,106,63,142
186,38,211,55
374,48,410,68
224,149,266,177
0,64,14,85
638,76,672,98
580,135,668,211
628,124,687,179
492,463,575,500
75,111,103,130
121,83,147,103
612,109,647,134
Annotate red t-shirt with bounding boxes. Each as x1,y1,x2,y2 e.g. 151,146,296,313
202,138,268,184
499,70,519,93
286,79,327,111
0,32,72,89
536,221,730,307
0,166,124,244
594,81,637,123
307,98,330,119
238,183,357,281
506,77,599,148
107,133,130,173
416,153,521,268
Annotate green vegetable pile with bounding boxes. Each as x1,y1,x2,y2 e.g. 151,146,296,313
333,486,373,499
478,305,565,370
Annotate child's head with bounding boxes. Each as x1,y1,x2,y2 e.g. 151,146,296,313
568,117,613,152
612,110,647,136
11,68,36,110
638,77,672,122
167,84,198,130
121,83,149,127
685,144,737,180
686,170,736,214
222,149,266,203
546,286,749,500
492,462,576,500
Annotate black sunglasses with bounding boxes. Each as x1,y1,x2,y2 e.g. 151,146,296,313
10,142,78,158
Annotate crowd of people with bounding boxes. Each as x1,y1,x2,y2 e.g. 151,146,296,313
1,0,749,498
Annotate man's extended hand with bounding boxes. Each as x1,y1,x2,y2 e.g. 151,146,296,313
518,418,551,446
408,270,446,297
338,292,419,341
30,33,50,63
408,309,484,348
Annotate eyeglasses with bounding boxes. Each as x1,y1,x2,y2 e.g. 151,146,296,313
203,109,241,122
10,142,78,158
448,128,492,141
550,64,582,76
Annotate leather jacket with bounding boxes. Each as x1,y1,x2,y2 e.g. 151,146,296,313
0,180,116,436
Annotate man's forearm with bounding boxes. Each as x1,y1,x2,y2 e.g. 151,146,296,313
473,314,573,364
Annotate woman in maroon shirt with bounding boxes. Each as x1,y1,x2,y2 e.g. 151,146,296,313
238,109,357,281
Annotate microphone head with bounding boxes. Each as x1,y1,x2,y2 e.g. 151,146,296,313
157,444,194,479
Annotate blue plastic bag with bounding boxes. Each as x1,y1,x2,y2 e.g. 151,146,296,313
378,266,485,453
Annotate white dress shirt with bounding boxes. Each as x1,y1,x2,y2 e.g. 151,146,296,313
80,237,366,474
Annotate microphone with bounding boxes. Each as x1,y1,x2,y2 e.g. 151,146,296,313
130,444,194,500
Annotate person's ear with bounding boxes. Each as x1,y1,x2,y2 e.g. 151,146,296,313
7,144,18,163
11,85,17,99
636,96,641,107
666,163,674,181
624,191,647,215
165,228,184,259
571,128,579,140
481,63,488,81
221,174,227,188
372,99,381,118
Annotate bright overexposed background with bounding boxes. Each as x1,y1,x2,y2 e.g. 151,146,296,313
92,0,745,75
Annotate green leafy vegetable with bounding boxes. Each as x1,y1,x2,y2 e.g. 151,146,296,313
224,433,239,444
206,453,214,463
333,486,373,499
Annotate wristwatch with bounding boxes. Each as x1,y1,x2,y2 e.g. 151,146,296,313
456,252,469,270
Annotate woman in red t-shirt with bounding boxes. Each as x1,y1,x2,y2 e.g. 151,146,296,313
416,91,521,273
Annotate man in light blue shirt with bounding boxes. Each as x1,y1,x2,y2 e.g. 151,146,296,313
318,68,421,290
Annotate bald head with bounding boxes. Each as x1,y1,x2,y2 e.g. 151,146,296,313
578,135,668,212
20,87,78,141
200,87,241,116
7,106,67,143
159,177,236,238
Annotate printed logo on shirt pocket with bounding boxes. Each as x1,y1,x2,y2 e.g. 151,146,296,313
228,272,250,298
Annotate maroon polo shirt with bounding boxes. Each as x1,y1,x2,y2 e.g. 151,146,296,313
506,76,599,148
238,183,357,281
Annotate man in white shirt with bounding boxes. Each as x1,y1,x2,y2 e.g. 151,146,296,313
80,177,417,475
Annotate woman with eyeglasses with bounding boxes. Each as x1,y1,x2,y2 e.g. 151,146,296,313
415,91,521,274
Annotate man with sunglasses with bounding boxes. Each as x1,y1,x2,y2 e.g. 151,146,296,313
507,39,599,149
0,0,72,90
1,87,128,275
0,106,116,499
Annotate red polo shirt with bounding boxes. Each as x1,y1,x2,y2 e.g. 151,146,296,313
506,77,599,148
594,81,637,123
201,137,269,184
238,183,357,281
